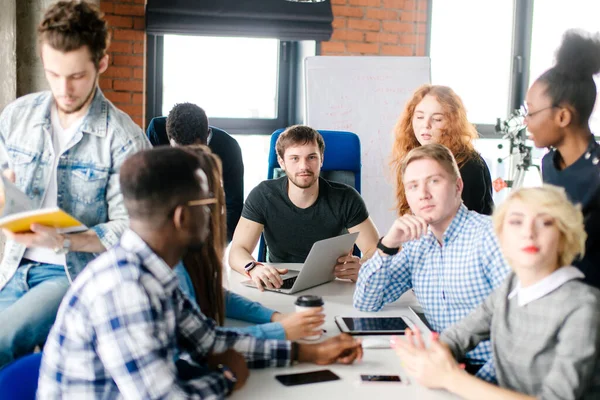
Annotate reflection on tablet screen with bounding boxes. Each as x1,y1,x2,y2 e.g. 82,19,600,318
342,317,408,331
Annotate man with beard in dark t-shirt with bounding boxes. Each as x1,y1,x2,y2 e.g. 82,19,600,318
229,125,379,291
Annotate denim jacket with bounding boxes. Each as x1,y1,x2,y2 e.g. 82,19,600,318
0,88,150,290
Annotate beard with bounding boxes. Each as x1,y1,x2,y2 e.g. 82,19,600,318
54,74,98,115
286,171,318,189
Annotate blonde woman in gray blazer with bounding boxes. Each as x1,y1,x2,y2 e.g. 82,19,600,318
393,185,600,400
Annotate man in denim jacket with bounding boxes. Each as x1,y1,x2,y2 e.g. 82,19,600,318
0,1,149,367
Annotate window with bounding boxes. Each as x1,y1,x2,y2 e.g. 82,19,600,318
162,36,280,119
429,0,600,200
147,35,316,214
231,134,272,200
529,0,600,134
430,0,514,128
147,36,302,135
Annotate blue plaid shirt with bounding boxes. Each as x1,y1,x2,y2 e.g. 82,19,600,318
354,205,510,381
38,230,292,399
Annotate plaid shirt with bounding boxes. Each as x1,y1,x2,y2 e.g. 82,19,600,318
354,205,510,381
38,230,292,399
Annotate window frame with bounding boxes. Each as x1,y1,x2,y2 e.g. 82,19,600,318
426,0,535,139
146,36,300,135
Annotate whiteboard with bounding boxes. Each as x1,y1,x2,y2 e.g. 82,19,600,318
305,56,431,234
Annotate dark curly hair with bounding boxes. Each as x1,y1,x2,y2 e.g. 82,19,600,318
275,125,325,159
38,0,110,69
166,103,210,146
536,29,600,125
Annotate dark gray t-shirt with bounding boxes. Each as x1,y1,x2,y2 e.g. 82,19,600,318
242,177,369,263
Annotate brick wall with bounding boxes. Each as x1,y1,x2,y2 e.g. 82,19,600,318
96,1,429,126
99,0,145,128
323,0,428,56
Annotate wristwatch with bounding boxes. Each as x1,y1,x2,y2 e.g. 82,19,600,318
53,235,72,255
376,236,399,256
291,341,300,363
216,363,238,395
244,261,263,277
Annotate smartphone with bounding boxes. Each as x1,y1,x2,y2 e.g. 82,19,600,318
360,374,402,383
275,369,340,386
408,306,434,331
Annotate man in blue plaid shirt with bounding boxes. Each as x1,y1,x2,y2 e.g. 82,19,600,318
38,147,363,399
354,144,510,381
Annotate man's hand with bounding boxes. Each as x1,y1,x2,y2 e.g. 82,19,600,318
206,349,249,392
334,254,361,282
381,215,429,249
391,328,462,390
298,334,363,365
2,224,65,250
271,308,325,340
249,264,288,292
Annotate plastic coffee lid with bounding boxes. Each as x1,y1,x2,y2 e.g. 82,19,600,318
295,295,324,307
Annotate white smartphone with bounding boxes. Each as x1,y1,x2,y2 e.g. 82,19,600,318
360,374,402,383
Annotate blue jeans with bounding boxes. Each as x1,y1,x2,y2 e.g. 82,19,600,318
0,260,70,367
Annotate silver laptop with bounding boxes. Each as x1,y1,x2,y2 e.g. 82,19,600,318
241,232,359,294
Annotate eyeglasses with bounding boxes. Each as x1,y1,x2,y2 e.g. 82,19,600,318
187,198,217,207
187,198,218,217
520,104,558,119
168,198,218,218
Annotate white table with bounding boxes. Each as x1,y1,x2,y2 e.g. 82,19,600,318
224,268,460,399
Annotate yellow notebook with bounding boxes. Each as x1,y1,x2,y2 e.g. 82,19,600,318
0,207,87,234
0,175,87,233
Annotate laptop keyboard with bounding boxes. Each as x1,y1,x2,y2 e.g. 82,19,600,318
281,276,297,289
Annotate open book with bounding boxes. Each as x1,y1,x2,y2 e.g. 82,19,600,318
0,175,87,234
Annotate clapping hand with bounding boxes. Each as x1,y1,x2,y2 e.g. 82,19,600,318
391,327,462,390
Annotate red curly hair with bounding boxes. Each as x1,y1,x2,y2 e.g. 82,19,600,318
391,85,478,216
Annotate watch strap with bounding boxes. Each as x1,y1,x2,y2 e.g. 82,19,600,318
377,236,399,256
53,235,71,255
291,341,299,363
217,363,237,395
244,261,263,277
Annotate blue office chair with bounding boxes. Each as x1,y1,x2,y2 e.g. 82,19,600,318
0,352,43,399
258,129,362,262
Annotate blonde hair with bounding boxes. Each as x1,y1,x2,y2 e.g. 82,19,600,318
400,143,461,183
493,185,586,267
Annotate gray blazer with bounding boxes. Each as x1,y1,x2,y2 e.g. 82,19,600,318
441,272,600,400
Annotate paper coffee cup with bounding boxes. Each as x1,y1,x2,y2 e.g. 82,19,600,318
295,295,325,340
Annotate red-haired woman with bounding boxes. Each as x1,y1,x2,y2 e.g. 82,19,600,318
391,85,493,216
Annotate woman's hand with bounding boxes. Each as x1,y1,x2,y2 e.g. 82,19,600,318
391,328,463,390
271,308,325,340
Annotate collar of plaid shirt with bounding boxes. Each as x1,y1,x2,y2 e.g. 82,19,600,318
423,203,470,247
121,230,180,293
